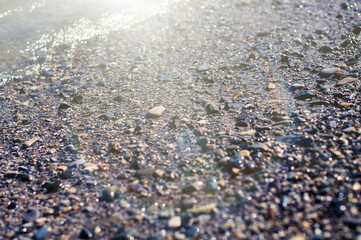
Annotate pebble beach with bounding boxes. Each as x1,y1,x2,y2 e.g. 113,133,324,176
1,0,361,239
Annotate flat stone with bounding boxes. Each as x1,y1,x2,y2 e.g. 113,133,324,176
187,203,217,214
239,130,256,136
135,168,155,177
290,84,305,91
198,63,212,71
310,101,330,106
343,126,356,133
295,91,316,100
319,67,341,78
23,136,40,148
336,77,357,86
167,216,182,228
147,106,166,118
68,159,86,168
249,143,269,152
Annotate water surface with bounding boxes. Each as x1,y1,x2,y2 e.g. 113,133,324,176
0,0,178,83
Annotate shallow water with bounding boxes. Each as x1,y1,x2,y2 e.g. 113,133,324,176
0,0,179,84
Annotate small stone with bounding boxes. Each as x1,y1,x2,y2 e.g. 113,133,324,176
168,216,182,228
205,103,220,114
290,235,307,240
239,130,256,136
352,182,361,191
336,77,357,86
113,96,124,102
68,159,86,168
57,166,68,171
79,228,93,239
318,45,333,53
188,203,217,214
319,67,341,78
310,101,330,106
34,225,48,240
232,92,243,100
154,169,165,177
23,208,40,223
135,168,155,177
340,102,353,107
110,232,134,240
35,218,47,227
267,83,276,90
67,187,77,194
147,106,166,118
353,25,361,35
204,144,216,151
249,143,269,152
343,126,356,133
198,63,212,71
72,95,83,104
22,136,40,148
4,170,18,178
290,83,305,91
17,173,33,182
239,150,251,158
58,103,72,110
295,91,316,100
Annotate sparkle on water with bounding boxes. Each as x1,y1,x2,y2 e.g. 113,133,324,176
0,0,178,84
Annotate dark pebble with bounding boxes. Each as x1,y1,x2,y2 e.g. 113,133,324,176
42,180,62,193
318,45,333,53
7,201,17,210
185,226,200,237
72,95,83,104
110,232,134,240
295,91,317,100
102,189,114,202
292,136,314,147
113,96,124,102
353,25,361,35
79,228,93,239
58,103,72,110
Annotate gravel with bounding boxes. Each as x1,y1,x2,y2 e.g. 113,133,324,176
1,0,361,239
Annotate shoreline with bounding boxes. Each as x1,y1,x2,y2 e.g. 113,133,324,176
1,0,361,239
